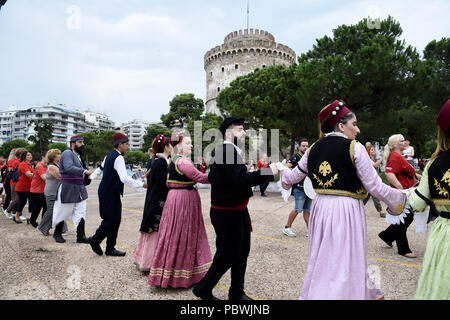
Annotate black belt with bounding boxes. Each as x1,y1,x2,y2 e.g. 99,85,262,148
169,186,196,190
441,212,450,219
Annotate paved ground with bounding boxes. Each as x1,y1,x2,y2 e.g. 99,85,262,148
0,180,428,300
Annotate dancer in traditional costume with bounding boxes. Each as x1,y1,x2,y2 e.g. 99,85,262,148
280,100,406,300
88,133,147,257
148,132,211,288
134,134,172,271
52,135,91,244
192,117,277,301
409,99,450,300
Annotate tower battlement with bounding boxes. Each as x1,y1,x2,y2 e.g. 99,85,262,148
203,28,296,114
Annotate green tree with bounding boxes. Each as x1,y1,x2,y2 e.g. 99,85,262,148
161,93,204,128
0,139,30,158
27,119,53,156
80,130,115,164
48,142,69,152
422,37,450,114
124,150,147,165
141,124,172,153
185,112,224,161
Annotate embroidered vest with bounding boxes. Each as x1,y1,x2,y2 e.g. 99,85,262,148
428,149,450,206
307,135,368,199
167,156,195,188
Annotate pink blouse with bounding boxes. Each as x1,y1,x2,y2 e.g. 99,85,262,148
167,157,209,188
281,141,406,214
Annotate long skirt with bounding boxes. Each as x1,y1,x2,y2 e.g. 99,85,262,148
300,194,383,300
134,232,159,272
414,216,450,300
148,189,212,288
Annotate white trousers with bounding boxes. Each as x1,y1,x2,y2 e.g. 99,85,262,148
52,186,87,229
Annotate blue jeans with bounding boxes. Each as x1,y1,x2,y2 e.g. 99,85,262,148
293,188,312,213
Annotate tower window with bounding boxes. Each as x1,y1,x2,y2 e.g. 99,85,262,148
222,67,224,72
262,65,266,68
217,87,220,92
235,64,239,69
210,72,212,76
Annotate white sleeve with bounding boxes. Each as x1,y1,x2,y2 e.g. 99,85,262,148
90,157,106,180
114,155,144,189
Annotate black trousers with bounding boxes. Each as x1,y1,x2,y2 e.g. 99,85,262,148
29,192,46,224
259,181,269,195
91,192,122,253
3,179,11,210
195,207,251,297
16,191,30,213
379,211,414,255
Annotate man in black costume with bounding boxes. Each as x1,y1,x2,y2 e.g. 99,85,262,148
193,117,278,300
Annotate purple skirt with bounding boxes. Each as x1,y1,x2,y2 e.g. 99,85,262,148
300,194,383,300
148,188,212,288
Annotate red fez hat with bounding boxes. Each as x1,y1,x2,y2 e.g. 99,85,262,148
70,135,84,143
152,134,168,153
113,132,128,144
436,99,450,132
170,132,185,147
318,100,351,128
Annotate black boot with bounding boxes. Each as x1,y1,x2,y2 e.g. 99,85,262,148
76,219,89,243
53,222,65,243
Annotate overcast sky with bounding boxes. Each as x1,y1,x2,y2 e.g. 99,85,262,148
0,0,449,125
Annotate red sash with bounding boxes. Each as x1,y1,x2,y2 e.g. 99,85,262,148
211,198,252,232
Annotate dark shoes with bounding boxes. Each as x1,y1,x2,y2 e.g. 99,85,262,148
53,234,66,243
88,237,103,256
12,217,23,224
192,286,220,300
76,235,89,244
28,219,38,228
229,293,253,301
105,249,126,257
378,231,393,248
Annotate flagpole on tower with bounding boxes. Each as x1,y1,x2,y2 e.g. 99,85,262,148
247,0,249,31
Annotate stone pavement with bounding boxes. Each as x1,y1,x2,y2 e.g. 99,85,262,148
0,180,428,300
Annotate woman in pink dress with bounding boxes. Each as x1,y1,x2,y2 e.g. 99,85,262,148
280,100,407,300
148,132,212,288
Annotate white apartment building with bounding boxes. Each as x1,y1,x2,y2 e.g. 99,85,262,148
121,119,150,150
0,104,114,146
0,109,17,145
82,110,115,131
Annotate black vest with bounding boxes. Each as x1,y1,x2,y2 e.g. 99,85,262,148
98,150,124,196
307,135,368,199
428,149,450,206
167,156,196,189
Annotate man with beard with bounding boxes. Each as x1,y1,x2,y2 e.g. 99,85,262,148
52,135,91,243
88,133,147,257
192,118,279,300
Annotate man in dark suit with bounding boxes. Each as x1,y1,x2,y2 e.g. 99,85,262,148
192,118,278,300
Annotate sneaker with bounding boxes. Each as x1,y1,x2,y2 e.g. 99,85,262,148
19,216,27,221
4,210,13,219
283,227,296,237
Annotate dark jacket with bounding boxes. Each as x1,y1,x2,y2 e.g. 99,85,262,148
209,143,274,207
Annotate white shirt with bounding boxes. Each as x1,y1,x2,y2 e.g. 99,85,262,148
90,150,144,189
224,140,242,155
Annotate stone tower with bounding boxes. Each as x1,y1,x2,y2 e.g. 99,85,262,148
204,28,296,114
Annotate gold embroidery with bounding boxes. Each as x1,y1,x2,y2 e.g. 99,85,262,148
318,161,332,176
149,262,212,279
350,140,356,165
356,188,367,195
159,201,165,207
314,189,368,199
313,172,338,189
434,178,449,198
396,204,404,212
441,169,450,186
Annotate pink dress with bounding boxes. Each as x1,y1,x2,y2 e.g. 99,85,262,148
281,141,406,299
148,157,212,288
